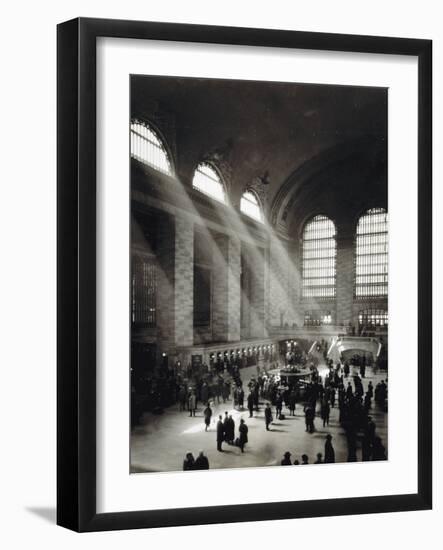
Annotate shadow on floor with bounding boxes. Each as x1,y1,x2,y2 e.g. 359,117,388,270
26,506,56,524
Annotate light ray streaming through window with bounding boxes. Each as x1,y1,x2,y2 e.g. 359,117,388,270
192,163,227,203
240,190,263,222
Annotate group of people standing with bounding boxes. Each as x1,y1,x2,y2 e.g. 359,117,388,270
281,434,336,465
216,413,249,452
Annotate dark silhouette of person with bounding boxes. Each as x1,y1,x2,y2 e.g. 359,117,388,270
281,451,292,465
301,454,309,465
361,435,372,461
216,415,224,452
247,391,254,418
264,403,273,430
183,452,195,471
288,390,296,415
238,418,248,453
372,437,387,460
304,404,315,433
194,450,209,470
324,434,335,463
275,392,283,418
314,453,323,464
203,404,212,431
321,399,330,427
225,415,235,445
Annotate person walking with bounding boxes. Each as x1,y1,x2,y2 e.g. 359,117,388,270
238,418,248,453
320,398,330,427
203,403,212,431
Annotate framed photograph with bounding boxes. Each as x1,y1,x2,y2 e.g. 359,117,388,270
57,17,432,532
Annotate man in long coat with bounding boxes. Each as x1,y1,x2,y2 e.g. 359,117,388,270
264,403,273,431
216,415,224,452
203,404,212,431
247,391,254,418
238,419,248,453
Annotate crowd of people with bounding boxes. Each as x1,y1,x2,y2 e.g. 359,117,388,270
179,356,387,470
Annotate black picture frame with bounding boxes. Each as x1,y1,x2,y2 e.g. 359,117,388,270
57,17,432,532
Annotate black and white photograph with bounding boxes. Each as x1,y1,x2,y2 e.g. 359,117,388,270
129,75,389,473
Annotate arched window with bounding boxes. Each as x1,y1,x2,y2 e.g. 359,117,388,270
130,120,172,175
192,162,227,203
355,207,388,297
302,215,336,299
240,190,263,222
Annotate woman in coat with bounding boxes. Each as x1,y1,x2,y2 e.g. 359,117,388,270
238,418,248,453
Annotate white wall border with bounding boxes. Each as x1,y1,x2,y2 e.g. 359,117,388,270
96,37,418,514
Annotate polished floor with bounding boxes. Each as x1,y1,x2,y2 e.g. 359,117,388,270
130,364,388,473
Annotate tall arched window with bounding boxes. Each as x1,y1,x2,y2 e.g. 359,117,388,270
192,162,227,203
302,215,336,299
240,190,263,222
130,120,173,175
355,207,388,297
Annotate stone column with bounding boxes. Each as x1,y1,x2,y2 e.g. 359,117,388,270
173,215,194,347
249,246,266,338
336,221,354,326
156,214,194,360
156,214,175,356
212,233,241,342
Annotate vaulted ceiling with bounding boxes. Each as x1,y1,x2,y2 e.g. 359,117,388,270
131,75,387,234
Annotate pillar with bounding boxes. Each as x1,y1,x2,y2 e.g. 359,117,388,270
212,233,241,342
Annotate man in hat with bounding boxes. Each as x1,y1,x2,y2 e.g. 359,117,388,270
281,451,292,465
